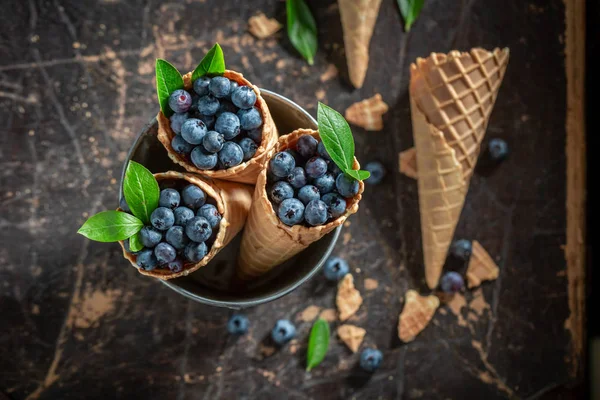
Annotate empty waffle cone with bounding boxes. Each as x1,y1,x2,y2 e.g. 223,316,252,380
410,48,509,289
157,70,278,184
119,171,253,280
237,129,364,279
466,240,499,288
338,0,383,88
397,290,440,343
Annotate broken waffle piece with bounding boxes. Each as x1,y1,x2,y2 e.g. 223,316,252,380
397,290,440,343
466,240,499,288
344,94,389,131
337,324,366,353
398,147,418,179
336,274,363,321
248,13,282,39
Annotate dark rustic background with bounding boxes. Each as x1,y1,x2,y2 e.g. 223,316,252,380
0,0,582,399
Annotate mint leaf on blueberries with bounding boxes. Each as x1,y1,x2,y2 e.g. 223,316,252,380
286,0,317,65
192,43,226,81
129,232,144,252
123,161,159,224
398,0,424,32
317,102,370,181
156,59,184,117
78,211,143,242
306,319,330,371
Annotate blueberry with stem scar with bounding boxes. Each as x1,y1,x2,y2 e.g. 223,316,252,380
360,349,383,372
215,112,241,140
139,226,163,248
271,320,296,345
197,204,222,229
185,216,212,243
231,86,257,109
181,119,207,145
322,193,346,218
151,207,175,231
313,172,335,194
218,142,244,168
304,199,328,226
286,167,307,189
168,89,192,113
277,198,305,226
269,181,294,204
269,152,295,178
227,314,249,335
202,131,225,153
298,185,320,205
159,188,180,209
136,249,158,270
323,257,349,281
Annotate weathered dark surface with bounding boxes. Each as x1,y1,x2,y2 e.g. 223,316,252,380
0,0,581,399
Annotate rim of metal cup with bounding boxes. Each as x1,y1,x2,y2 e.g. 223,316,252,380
120,89,342,309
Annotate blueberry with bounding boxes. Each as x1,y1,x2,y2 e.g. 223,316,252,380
335,174,360,198
165,226,190,250
218,142,244,168
181,184,206,209
304,199,328,226
298,185,320,205
277,198,305,226
327,160,342,176
322,193,346,218
154,242,177,264
209,76,231,98
237,107,263,130
168,89,192,113
323,257,349,281
231,86,257,109
286,148,305,165
171,135,195,155
365,161,386,184
267,168,283,183
184,241,208,263
269,151,296,178
269,181,294,204
193,77,211,96
197,204,222,229
227,80,239,100
159,188,180,209
191,146,218,170
247,127,263,144
136,249,158,270
450,239,472,261
271,320,296,345
217,99,238,116
119,196,131,213
313,172,335,194
150,207,175,231
167,258,184,273
197,95,220,116
185,216,212,243
296,135,318,159
181,118,207,145
227,314,249,335
139,225,163,248
286,167,307,189
198,114,215,130
202,131,225,153
488,138,509,161
173,206,195,227
215,112,241,140
239,137,258,161
169,112,189,134
360,349,383,372
305,157,328,179
317,141,332,161
440,271,465,293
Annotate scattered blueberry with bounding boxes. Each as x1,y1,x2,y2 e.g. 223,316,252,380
360,349,383,372
184,241,208,263
322,193,346,218
246,127,262,144
202,131,225,153
305,157,328,179
193,77,211,96
298,185,320,205
269,181,294,204
277,198,305,226
159,188,180,209
209,76,231,98
136,249,158,270
218,142,244,168
154,242,177,264
238,107,263,130
191,146,218,170
165,226,190,250
215,112,241,140
239,137,258,161
271,320,296,345
440,271,465,293
231,86,257,109
304,199,328,226
488,138,509,161
173,206,195,227
181,118,207,145
169,112,189,134
296,135,318,159
269,152,296,178
182,185,206,209
119,196,130,213
335,174,360,198
365,161,386,185
313,172,335,194
139,225,163,248
450,239,472,261
151,207,175,231
227,314,249,335
168,89,192,113
317,141,332,161
197,204,222,229
171,135,194,155
287,167,307,189
323,257,349,281
185,216,212,243
167,258,184,273
197,95,220,116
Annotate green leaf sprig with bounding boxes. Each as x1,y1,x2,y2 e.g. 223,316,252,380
317,102,370,181
286,0,318,65
398,0,424,32
192,43,226,81
77,161,159,244
306,319,330,371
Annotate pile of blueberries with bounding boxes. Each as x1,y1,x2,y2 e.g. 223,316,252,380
168,75,263,170
267,134,360,227
122,184,222,272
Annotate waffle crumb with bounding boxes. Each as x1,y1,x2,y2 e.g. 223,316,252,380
320,64,339,82
337,324,366,353
364,278,378,290
398,290,440,342
319,308,337,322
345,94,389,131
298,305,321,322
466,240,499,288
336,274,363,321
399,147,418,179
248,13,282,39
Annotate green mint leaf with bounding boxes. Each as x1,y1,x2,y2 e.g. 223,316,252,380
306,319,330,371
155,59,184,117
123,161,159,224
192,43,226,81
128,232,144,252
78,211,143,242
317,102,354,172
345,168,371,181
398,0,424,32
286,0,317,65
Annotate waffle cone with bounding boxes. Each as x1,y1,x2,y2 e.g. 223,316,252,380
409,48,509,289
338,0,383,88
157,71,278,184
119,171,253,280
237,129,364,279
